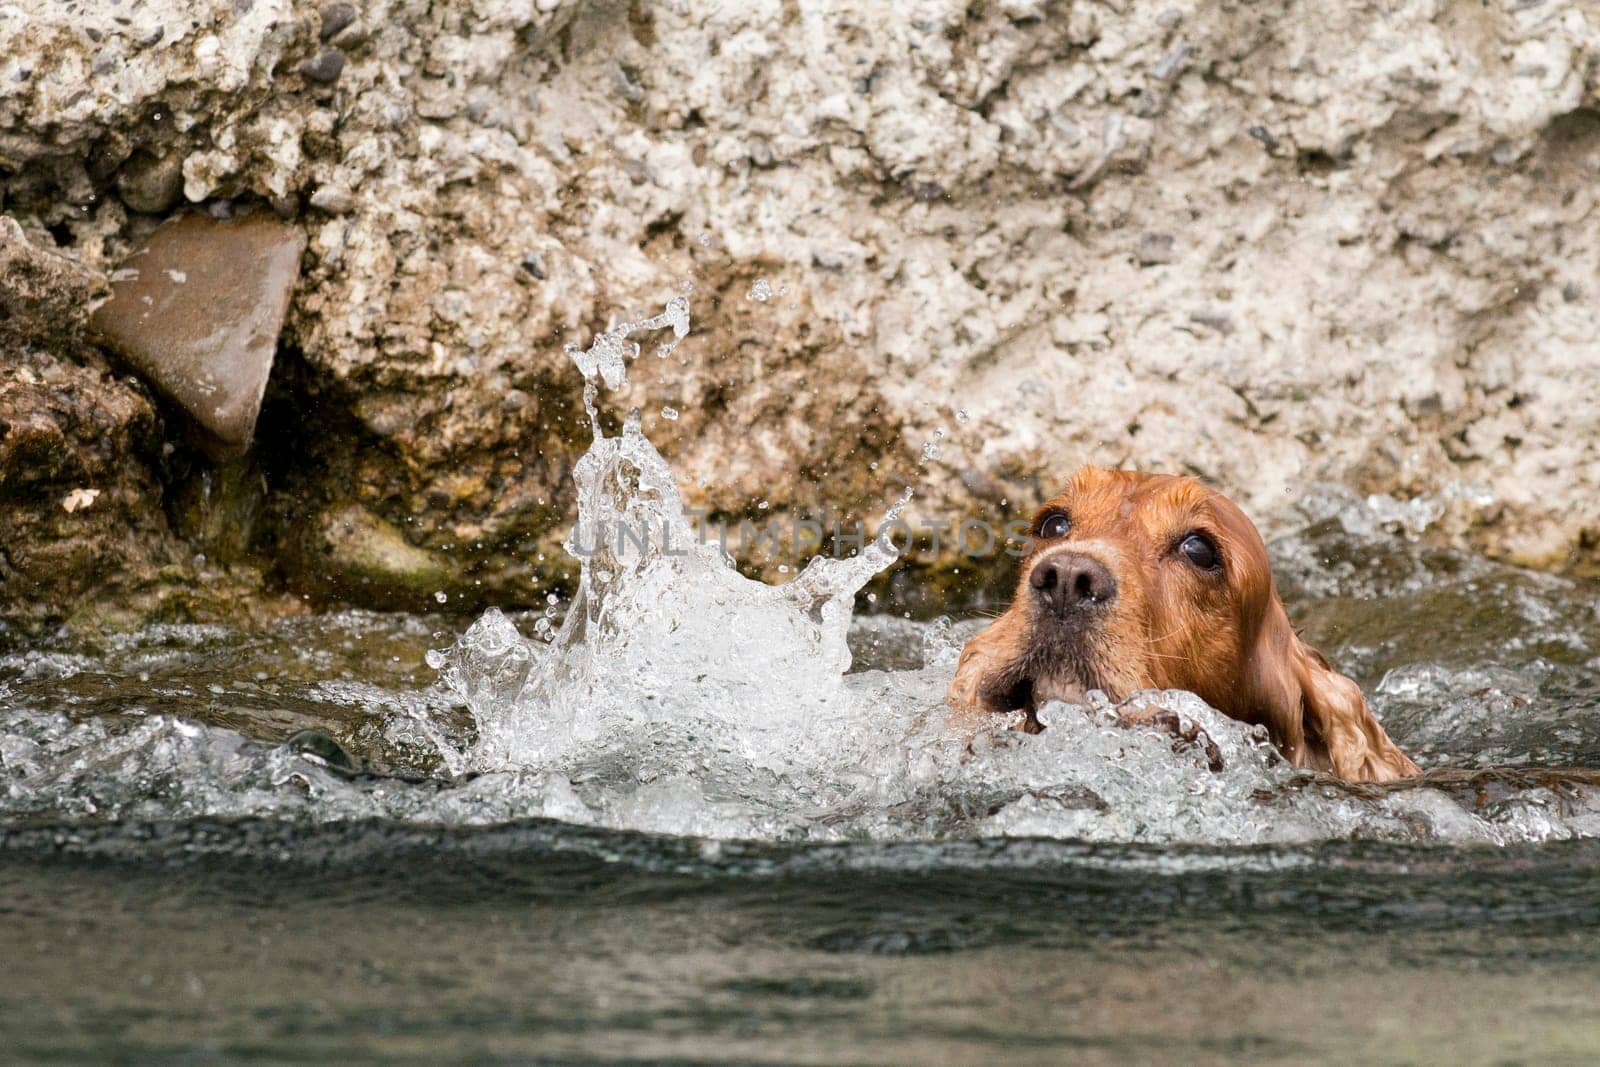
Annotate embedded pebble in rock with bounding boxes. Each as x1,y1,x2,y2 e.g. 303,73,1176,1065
296,48,345,85
289,504,461,611
115,151,186,215
318,3,357,42
1135,233,1176,267
307,185,356,214
90,212,306,460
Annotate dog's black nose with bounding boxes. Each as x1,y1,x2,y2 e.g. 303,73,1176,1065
1029,553,1116,612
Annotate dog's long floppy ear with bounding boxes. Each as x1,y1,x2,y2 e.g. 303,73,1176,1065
1288,636,1419,782
1246,599,1419,783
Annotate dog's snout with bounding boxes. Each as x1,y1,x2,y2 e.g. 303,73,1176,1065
1029,552,1117,612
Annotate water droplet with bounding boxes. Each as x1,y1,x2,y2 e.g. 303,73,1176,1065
955,408,970,423
758,499,770,510
748,278,773,302
661,405,679,421
433,590,448,604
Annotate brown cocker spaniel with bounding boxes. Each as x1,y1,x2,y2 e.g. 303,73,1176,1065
947,467,1418,783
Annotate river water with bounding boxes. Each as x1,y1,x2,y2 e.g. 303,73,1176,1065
3,305,1600,1061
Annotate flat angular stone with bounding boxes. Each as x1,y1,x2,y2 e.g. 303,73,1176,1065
91,213,305,460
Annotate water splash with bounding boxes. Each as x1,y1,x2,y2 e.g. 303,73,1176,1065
434,299,915,828
5,301,1600,847
563,295,689,398
416,299,1600,846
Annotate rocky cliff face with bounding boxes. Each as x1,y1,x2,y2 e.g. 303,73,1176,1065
2,0,1599,636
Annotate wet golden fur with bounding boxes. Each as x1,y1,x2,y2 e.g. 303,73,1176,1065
947,467,1418,783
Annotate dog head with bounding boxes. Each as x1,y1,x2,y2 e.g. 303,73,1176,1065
1000,466,1272,711
951,466,1417,782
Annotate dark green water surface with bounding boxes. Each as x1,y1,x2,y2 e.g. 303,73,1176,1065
4,822,1600,1064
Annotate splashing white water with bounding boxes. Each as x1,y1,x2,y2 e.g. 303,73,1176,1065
430,297,923,834
562,296,689,392
419,299,1600,845
5,300,1600,846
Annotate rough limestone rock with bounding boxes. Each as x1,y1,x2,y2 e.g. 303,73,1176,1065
0,219,290,641
0,217,161,638
2,0,1600,628
91,212,306,460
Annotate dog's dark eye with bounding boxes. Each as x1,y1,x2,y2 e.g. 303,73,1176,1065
1036,511,1071,540
1179,532,1221,571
